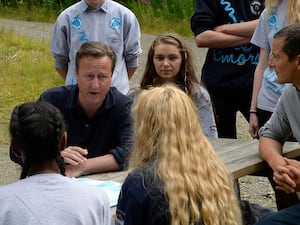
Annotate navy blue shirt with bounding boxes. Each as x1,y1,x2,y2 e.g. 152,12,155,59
116,166,170,225
116,165,203,225
39,85,132,169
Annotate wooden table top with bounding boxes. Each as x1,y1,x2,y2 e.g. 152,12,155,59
85,138,300,182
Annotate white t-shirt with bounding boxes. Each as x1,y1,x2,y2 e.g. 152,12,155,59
251,1,288,112
0,173,112,225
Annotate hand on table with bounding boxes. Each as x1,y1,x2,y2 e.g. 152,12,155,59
61,146,88,177
61,146,88,165
273,158,300,193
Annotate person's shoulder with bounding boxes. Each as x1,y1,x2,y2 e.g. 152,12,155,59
59,0,84,14
127,86,141,99
282,84,296,94
192,83,211,102
125,165,156,187
41,85,74,98
0,179,27,199
52,175,109,205
110,87,133,104
106,0,136,15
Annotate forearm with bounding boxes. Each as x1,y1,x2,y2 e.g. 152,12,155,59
55,67,67,80
259,136,285,170
250,49,269,111
82,154,120,175
195,30,251,48
214,19,259,37
127,67,138,80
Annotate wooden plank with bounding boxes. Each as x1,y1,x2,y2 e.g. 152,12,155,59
84,139,300,181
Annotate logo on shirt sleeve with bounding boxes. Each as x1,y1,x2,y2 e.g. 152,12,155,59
250,0,263,16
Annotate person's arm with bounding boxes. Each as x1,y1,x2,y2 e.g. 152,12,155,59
65,99,133,177
51,17,70,80
193,85,218,139
55,67,67,80
191,0,259,48
273,158,300,193
259,136,285,171
123,11,142,81
65,154,120,177
127,67,138,80
61,145,120,177
249,48,270,138
194,29,252,49
213,19,259,37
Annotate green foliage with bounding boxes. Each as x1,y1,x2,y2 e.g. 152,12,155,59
0,30,63,145
119,0,193,36
0,0,195,37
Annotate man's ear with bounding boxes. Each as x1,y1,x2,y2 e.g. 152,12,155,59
10,139,22,156
297,54,300,69
59,132,67,150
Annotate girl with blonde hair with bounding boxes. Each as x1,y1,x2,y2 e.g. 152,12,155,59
249,0,300,210
116,85,242,225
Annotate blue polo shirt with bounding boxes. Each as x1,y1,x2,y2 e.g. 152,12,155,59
39,85,133,168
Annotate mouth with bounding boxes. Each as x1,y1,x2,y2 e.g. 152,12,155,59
160,70,172,74
89,91,99,95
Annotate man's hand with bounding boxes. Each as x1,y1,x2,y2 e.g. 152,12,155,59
65,163,87,178
61,146,88,165
273,158,300,193
249,113,259,139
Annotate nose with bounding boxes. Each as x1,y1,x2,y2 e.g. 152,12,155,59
162,59,170,67
268,55,274,68
91,77,100,88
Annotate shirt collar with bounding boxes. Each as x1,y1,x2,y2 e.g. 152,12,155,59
65,85,116,112
82,0,109,13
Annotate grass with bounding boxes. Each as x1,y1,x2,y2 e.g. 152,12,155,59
0,30,63,145
0,3,194,37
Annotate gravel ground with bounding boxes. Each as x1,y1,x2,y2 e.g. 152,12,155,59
0,18,277,211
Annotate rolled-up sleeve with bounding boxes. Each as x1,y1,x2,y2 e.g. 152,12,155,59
51,15,70,70
190,0,219,36
108,101,133,169
122,13,142,68
259,87,293,145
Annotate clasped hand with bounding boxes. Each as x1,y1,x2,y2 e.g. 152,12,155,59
273,158,300,193
61,146,88,177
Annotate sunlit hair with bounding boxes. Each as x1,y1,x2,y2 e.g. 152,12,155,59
129,85,242,225
9,101,66,179
75,41,117,73
274,23,300,61
265,0,300,24
140,33,199,96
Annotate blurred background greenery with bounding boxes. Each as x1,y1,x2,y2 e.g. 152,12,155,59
0,0,195,37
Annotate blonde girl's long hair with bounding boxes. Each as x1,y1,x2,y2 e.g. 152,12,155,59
129,85,242,225
265,0,300,23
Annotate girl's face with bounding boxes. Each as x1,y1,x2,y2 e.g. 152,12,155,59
153,43,182,82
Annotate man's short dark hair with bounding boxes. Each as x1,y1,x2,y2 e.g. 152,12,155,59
274,24,300,61
75,41,117,73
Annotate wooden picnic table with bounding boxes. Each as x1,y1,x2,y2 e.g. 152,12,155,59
85,138,300,182
83,138,300,213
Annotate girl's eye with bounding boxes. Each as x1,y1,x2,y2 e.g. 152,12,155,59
155,56,164,61
170,56,178,61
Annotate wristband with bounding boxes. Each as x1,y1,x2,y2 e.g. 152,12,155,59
249,110,257,114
